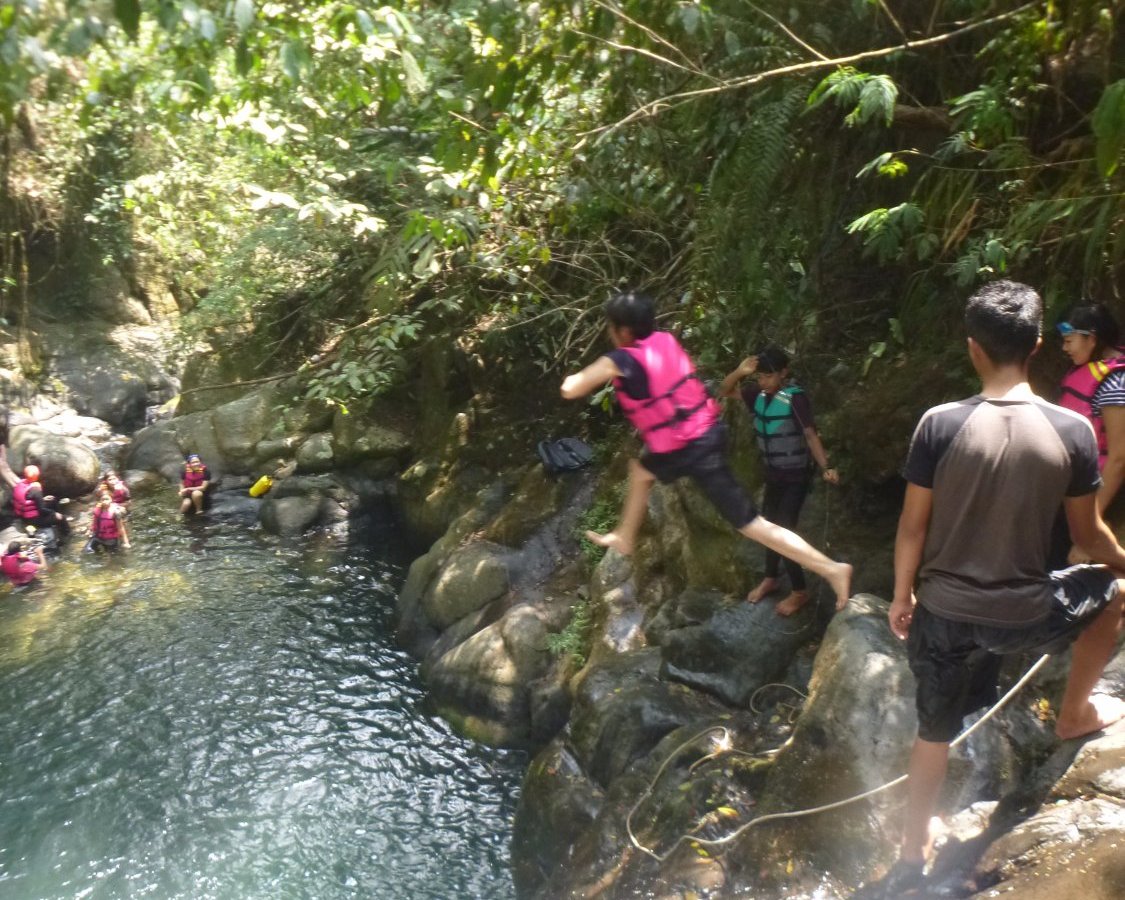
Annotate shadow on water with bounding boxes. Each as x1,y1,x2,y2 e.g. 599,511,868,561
0,486,523,900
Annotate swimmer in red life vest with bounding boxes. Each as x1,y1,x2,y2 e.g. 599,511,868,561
0,459,70,537
2,539,46,589
86,490,131,553
179,454,211,515
559,291,852,611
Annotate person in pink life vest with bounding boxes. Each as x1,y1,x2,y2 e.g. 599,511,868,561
1056,304,1125,511
2,539,46,589
85,490,131,553
179,454,211,515
560,291,852,611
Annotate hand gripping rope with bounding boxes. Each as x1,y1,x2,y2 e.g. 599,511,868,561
626,653,1052,861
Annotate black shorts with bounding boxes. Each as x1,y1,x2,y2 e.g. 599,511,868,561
640,423,758,528
907,565,1120,742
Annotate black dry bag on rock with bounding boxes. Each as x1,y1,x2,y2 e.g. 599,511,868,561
537,438,593,476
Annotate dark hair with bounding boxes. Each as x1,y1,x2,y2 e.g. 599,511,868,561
756,344,791,374
1066,303,1120,353
964,280,1042,365
6,541,22,555
604,291,655,339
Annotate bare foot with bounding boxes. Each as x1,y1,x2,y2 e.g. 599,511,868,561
1055,694,1125,740
775,590,809,617
584,530,633,556
827,562,853,611
194,509,205,516
747,577,779,604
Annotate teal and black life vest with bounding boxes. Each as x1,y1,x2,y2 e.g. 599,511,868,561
753,385,810,473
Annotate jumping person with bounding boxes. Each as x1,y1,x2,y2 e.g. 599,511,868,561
882,280,1125,896
2,539,45,589
559,291,852,610
86,491,131,552
720,345,839,615
179,454,211,515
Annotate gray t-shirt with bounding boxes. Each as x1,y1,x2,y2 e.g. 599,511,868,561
903,395,1099,627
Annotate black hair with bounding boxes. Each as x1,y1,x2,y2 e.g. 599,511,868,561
6,540,22,555
604,291,655,339
1066,303,1120,354
756,344,791,374
964,280,1042,366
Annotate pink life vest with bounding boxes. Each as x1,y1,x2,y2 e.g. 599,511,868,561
614,331,719,454
12,480,40,519
1058,355,1125,469
182,465,206,489
1,552,35,586
92,506,120,541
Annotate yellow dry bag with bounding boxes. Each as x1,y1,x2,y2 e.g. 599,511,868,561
249,475,274,498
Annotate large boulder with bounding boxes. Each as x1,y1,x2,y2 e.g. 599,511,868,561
331,410,411,466
64,368,148,428
212,387,281,473
661,589,822,707
6,425,100,498
426,604,551,747
258,494,327,536
296,432,334,473
124,424,187,482
420,541,510,630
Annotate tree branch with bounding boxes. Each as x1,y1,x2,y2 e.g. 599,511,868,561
579,2,1039,139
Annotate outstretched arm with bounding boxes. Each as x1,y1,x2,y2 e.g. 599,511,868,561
718,356,757,398
118,513,132,548
561,356,621,401
890,483,933,639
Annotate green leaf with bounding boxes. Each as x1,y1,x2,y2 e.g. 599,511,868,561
114,0,141,39
234,0,255,33
1092,80,1125,178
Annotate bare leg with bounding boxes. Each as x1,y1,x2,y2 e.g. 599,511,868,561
192,490,205,514
1055,587,1125,739
585,458,656,557
179,493,192,515
746,576,780,603
900,737,950,864
774,590,810,617
739,516,852,610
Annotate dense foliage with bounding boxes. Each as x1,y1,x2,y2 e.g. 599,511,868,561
2,1,1124,477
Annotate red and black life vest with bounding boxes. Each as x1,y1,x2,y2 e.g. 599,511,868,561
1,552,34,586
182,465,206,488
12,479,41,520
1058,355,1125,469
614,331,718,454
92,506,120,541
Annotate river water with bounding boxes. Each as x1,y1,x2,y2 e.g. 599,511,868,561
0,489,522,899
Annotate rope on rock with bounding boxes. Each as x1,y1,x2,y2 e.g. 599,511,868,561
626,653,1052,862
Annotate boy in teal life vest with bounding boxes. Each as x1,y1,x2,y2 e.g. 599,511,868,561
720,345,839,615
560,291,852,611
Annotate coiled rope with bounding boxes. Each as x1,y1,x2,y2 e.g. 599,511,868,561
626,653,1052,861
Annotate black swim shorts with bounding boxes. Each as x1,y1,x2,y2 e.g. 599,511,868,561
907,564,1120,743
639,423,758,528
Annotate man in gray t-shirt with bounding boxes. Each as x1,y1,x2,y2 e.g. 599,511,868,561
875,280,1125,897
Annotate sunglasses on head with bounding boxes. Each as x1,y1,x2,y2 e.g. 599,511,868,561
1057,322,1092,337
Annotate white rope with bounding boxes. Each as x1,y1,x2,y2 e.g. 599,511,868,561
626,653,1052,861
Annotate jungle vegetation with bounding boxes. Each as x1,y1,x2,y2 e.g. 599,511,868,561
2,1,1123,484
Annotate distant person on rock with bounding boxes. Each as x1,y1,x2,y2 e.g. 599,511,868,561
559,290,852,611
2,539,46,590
719,344,839,615
881,280,1125,897
85,490,131,553
179,454,211,515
